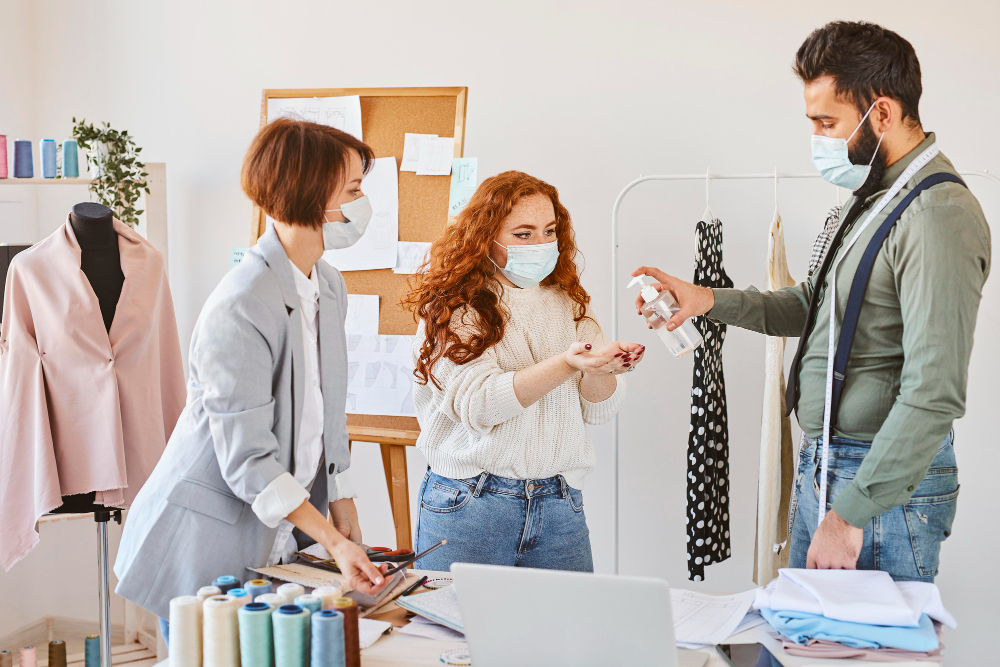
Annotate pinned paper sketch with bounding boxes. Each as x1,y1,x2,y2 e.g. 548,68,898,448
449,157,478,215
393,242,432,274
401,133,438,172
346,295,379,335
346,334,416,417
266,95,363,141
230,247,248,269
322,157,399,271
416,137,455,176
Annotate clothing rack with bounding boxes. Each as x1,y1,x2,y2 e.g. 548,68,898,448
608,168,1000,575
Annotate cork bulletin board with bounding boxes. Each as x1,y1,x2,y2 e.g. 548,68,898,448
250,87,468,432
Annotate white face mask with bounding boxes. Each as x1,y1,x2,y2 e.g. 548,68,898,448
323,195,373,250
491,239,560,289
810,100,885,191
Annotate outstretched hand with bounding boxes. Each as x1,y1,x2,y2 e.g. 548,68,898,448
632,266,715,332
564,341,645,375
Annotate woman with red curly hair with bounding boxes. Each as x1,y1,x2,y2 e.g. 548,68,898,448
404,171,645,572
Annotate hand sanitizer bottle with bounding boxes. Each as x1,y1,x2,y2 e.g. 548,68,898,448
628,274,704,357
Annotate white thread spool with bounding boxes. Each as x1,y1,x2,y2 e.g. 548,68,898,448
203,595,240,667
169,595,203,667
312,585,343,609
255,593,284,607
197,585,222,601
277,582,305,605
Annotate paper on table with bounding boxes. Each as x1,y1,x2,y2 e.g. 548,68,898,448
322,156,398,271
448,157,478,216
401,133,438,172
394,585,464,632
346,295,379,335
398,615,467,642
731,610,768,636
357,618,393,649
415,136,455,176
346,334,416,417
671,588,757,647
393,241,432,274
266,95,363,141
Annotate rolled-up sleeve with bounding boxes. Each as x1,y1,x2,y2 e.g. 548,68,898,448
251,472,310,528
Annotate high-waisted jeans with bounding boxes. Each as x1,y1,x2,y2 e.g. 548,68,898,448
414,469,594,573
789,431,959,582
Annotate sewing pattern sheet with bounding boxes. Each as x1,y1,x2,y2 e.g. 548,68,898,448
322,157,399,271
687,217,735,581
266,95,363,141
346,334,416,417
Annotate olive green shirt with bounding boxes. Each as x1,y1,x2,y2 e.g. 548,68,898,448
709,133,991,528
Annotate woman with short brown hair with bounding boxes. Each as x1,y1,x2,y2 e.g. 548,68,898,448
115,118,390,643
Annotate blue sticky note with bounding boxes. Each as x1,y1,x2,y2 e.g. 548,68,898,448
449,157,478,215
230,247,248,269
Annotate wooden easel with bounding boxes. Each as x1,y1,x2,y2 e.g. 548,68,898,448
250,87,468,550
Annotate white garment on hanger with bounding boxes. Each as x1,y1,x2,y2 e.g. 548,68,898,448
754,211,796,584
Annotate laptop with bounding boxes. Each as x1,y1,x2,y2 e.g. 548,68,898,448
451,563,708,667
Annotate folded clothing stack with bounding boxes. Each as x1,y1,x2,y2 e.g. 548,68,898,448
754,569,956,662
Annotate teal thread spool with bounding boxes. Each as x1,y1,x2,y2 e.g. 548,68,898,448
40,140,56,178
84,636,100,667
230,588,250,605
238,602,275,667
273,604,310,667
310,610,345,667
62,140,79,177
295,594,322,615
213,575,239,594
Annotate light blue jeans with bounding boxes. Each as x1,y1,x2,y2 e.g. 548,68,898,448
414,469,594,572
789,431,959,582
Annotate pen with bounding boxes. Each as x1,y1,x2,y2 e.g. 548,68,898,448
401,575,428,597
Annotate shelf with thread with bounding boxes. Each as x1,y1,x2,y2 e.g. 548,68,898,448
0,178,94,185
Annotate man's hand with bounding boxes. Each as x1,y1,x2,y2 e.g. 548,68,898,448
330,498,363,543
806,510,864,570
631,266,715,331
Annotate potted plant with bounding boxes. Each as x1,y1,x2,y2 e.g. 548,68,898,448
71,118,150,228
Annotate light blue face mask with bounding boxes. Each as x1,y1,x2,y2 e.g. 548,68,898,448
811,101,885,191
492,239,559,289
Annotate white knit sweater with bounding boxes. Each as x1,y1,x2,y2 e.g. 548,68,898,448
411,283,626,489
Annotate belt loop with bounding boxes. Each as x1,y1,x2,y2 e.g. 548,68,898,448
472,472,489,498
558,475,569,499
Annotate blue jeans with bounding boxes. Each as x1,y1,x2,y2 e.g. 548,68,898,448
789,431,959,582
159,617,169,645
414,470,593,572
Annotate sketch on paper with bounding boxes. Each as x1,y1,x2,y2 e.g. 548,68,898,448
266,95,363,141
345,334,417,417
449,158,478,215
416,136,455,176
346,295,379,335
393,241,432,274
372,212,392,250
401,133,438,172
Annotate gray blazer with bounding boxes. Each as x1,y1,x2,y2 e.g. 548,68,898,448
114,228,352,619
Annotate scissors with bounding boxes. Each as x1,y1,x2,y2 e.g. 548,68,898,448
296,545,415,565
297,539,447,577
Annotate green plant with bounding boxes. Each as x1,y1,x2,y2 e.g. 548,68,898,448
71,118,150,228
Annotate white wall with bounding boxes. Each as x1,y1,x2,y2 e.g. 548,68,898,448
2,0,998,661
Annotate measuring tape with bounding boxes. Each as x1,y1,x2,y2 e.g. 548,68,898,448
817,142,940,524
439,648,471,665
423,577,454,589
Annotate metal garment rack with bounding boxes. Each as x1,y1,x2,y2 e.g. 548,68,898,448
608,168,1000,574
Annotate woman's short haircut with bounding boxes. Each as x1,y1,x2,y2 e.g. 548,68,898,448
241,117,375,228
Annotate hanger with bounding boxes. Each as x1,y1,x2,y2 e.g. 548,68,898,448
701,167,714,223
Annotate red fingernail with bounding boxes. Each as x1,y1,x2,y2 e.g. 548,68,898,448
623,363,631,367
585,344,592,350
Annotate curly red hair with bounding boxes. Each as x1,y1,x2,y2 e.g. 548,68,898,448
403,170,591,389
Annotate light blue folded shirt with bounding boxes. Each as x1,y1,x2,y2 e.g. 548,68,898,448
760,609,939,652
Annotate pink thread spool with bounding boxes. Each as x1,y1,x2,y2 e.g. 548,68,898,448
19,646,37,667
0,135,8,178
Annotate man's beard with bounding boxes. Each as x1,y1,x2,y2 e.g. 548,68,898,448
848,121,888,201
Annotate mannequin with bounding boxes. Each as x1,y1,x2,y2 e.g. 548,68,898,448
50,202,124,514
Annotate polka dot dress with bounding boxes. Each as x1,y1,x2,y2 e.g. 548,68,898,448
686,217,734,581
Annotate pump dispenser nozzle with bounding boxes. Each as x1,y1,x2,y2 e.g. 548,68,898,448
628,274,660,304
627,272,704,358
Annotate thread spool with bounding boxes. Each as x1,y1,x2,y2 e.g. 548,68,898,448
0,649,11,667
238,602,274,667
48,641,67,667
62,139,79,178
84,636,100,667
229,588,250,606
198,585,223,600
312,586,342,610
330,598,359,667
310,610,345,667
213,575,239,594
19,646,36,667
245,579,272,600
256,593,284,608
273,605,310,667
295,594,322,615
203,595,240,667
0,135,8,178
277,583,305,605
169,595,203,667
40,139,56,178
13,140,32,178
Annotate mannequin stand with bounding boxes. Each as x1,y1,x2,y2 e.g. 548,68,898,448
95,509,122,667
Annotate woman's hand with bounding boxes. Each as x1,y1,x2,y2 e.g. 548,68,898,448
632,266,715,331
330,498,363,542
564,341,645,375
327,538,392,596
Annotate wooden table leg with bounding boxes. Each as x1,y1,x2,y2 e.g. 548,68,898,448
380,443,412,551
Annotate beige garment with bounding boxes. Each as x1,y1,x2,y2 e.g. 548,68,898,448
753,213,796,584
